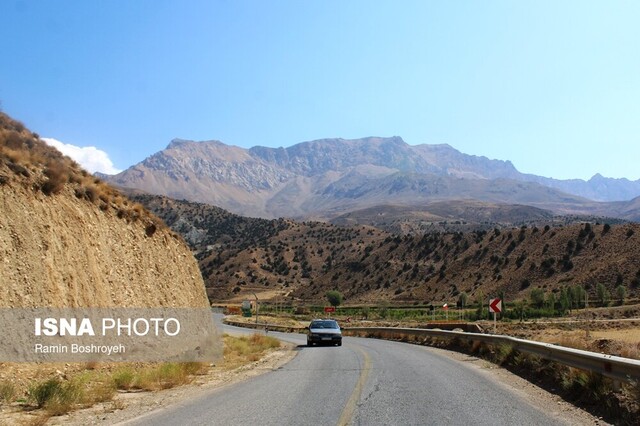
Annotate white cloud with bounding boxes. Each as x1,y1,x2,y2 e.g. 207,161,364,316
42,138,122,175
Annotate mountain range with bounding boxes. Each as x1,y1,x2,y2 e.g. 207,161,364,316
104,136,640,222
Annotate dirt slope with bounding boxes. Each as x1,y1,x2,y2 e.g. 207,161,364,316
0,112,208,308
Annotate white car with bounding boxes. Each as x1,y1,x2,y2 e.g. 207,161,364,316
307,319,342,346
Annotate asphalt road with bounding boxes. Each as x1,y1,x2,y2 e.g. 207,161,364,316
122,319,577,426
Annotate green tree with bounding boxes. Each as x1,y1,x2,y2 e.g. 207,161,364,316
530,288,545,309
361,306,370,320
615,285,626,306
326,290,343,307
570,285,586,309
457,292,468,308
498,290,506,311
596,283,610,307
475,290,485,319
545,292,556,313
559,287,570,313
513,299,528,322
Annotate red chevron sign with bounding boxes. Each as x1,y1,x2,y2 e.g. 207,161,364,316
489,298,502,313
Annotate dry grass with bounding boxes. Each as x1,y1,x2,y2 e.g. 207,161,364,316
111,364,194,391
112,367,137,390
28,377,83,415
223,333,281,369
0,380,15,404
1,333,281,421
135,363,194,391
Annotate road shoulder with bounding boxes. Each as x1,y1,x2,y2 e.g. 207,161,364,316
44,343,297,426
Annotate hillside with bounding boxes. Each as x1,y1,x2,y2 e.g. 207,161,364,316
0,113,208,308
105,137,640,221
132,194,640,306
330,202,555,234
329,201,630,234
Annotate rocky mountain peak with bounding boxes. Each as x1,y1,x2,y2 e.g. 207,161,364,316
105,135,640,219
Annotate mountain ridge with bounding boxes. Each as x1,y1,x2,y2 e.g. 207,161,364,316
104,136,640,221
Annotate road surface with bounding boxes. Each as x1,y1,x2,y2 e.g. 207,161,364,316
122,319,586,426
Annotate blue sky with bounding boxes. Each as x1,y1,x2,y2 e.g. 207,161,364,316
1,1,639,179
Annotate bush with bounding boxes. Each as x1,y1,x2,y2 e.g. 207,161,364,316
41,162,67,195
83,377,116,405
28,377,83,414
74,185,97,202
29,378,63,408
112,368,137,390
326,290,343,307
0,381,15,404
137,363,192,391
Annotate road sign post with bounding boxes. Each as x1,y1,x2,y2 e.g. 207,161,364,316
489,298,502,334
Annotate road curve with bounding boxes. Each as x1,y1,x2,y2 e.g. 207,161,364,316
122,321,582,426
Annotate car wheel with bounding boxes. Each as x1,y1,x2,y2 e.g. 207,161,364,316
337,342,342,346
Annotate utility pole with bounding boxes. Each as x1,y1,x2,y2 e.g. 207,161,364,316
252,292,259,325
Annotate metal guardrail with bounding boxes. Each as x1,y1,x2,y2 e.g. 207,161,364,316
224,319,305,334
344,327,640,383
224,318,640,383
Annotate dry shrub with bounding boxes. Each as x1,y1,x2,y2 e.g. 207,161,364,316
83,378,116,404
181,361,209,376
75,185,98,202
28,377,84,415
618,341,640,360
512,351,546,372
137,363,192,391
7,160,30,177
223,334,280,368
29,378,63,408
84,361,99,370
67,170,83,184
470,340,483,353
41,161,67,195
0,380,16,404
491,343,515,365
632,380,640,406
559,368,620,415
112,363,205,392
132,203,144,220
112,368,137,390
145,223,157,237
1,129,27,150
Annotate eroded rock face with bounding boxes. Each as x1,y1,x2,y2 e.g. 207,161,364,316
0,113,208,308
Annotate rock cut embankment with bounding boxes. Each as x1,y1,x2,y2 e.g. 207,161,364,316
0,112,208,308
